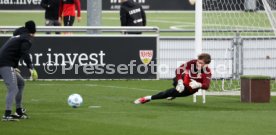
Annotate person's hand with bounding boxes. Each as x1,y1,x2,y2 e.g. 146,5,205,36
77,17,82,22
29,69,38,81
189,79,202,89
58,17,62,23
15,68,21,74
176,80,185,93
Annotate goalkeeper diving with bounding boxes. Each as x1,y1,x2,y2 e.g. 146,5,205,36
134,53,212,104
0,21,38,121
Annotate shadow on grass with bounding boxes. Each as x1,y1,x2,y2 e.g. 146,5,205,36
149,102,240,111
147,100,276,112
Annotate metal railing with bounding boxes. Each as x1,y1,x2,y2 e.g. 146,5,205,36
0,26,160,34
1,26,273,34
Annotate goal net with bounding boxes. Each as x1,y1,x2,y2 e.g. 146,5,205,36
197,0,276,91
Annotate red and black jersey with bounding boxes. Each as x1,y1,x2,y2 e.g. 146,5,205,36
175,59,212,93
59,0,81,17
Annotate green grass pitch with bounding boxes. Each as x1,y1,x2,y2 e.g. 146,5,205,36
0,11,195,36
0,80,276,135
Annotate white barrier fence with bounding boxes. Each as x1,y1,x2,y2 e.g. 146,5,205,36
160,37,276,79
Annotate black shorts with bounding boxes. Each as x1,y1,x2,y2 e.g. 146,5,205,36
151,87,196,100
63,16,75,26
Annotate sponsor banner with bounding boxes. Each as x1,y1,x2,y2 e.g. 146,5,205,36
0,0,86,10
0,36,157,79
0,0,43,10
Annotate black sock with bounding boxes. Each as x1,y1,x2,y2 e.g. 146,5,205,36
4,110,12,116
16,108,23,115
151,88,176,100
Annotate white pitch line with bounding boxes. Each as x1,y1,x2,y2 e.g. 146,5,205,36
148,19,185,24
170,25,194,30
150,16,195,19
88,106,102,109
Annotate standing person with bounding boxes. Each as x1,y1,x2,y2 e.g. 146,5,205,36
120,0,146,34
134,53,212,104
0,21,38,121
40,0,61,34
59,0,81,26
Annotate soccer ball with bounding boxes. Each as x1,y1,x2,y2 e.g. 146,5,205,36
189,0,196,5
68,94,83,108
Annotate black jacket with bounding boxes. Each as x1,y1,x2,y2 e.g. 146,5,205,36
120,0,146,26
40,0,60,20
0,27,34,69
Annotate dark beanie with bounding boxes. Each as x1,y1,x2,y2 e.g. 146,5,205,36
25,20,36,34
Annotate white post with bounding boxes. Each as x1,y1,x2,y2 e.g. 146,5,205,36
195,0,203,56
193,94,197,103
202,90,206,104
193,0,204,103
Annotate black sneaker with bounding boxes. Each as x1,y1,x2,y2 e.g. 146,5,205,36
15,108,29,119
2,115,20,121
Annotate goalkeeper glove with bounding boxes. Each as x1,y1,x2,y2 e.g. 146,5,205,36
15,68,21,74
176,80,185,93
189,79,202,89
30,69,38,80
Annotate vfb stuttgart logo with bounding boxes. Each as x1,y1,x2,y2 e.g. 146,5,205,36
139,50,153,65
111,0,146,4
